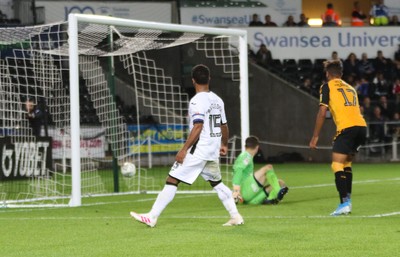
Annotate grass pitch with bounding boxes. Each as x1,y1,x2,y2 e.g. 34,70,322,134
1,163,399,257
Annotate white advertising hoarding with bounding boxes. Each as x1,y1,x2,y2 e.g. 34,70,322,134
36,1,172,24
49,127,106,159
180,0,301,27
247,27,400,61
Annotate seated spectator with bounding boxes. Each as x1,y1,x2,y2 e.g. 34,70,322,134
343,52,359,78
378,95,395,119
388,112,400,139
330,51,343,63
393,45,400,78
374,50,392,78
361,96,373,120
371,72,391,99
356,77,371,100
322,3,340,26
369,106,388,142
299,77,318,97
263,15,277,27
358,53,375,81
369,0,390,26
0,9,7,21
297,13,310,27
247,44,256,63
392,78,400,104
249,14,263,27
322,15,338,27
283,15,297,27
389,15,400,26
351,1,367,26
255,44,273,68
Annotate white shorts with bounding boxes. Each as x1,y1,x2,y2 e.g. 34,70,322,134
169,153,222,185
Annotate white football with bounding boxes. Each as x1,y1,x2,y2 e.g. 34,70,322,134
121,162,136,177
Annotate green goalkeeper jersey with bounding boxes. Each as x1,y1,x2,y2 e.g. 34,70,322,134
232,151,254,186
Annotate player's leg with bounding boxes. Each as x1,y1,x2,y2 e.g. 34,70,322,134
130,175,179,227
253,164,281,200
332,152,349,204
343,156,354,202
330,152,352,216
264,165,281,200
263,179,289,204
203,161,243,226
241,175,267,204
131,154,204,227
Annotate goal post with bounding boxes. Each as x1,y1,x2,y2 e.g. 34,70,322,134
67,14,249,207
0,14,249,207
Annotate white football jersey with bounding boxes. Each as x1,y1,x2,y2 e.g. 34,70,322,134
188,91,227,160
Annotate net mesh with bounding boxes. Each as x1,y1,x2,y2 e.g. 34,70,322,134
0,18,242,206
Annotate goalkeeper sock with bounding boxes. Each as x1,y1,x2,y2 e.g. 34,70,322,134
266,169,280,200
344,167,352,201
334,171,348,204
214,182,239,217
149,184,177,218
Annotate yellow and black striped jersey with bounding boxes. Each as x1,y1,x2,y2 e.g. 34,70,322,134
320,78,367,131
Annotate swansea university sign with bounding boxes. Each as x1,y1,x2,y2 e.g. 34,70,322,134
247,27,400,60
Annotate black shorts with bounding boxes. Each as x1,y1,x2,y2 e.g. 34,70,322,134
333,126,367,155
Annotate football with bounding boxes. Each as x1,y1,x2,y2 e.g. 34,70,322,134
120,162,136,177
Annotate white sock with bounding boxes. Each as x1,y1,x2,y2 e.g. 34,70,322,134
213,182,239,218
149,184,177,218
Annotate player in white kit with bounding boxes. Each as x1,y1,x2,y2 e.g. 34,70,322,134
130,64,244,227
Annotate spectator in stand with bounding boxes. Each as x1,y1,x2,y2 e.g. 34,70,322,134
356,77,372,100
322,3,340,26
249,14,264,27
299,77,318,97
330,51,343,63
361,96,373,120
25,98,47,137
322,15,339,27
389,112,400,139
343,53,359,79
0,9,7,22
374,50,392,79
297,13,310,27
371,71,391,99
351,1,367,26
369,0,390,26
283,15,297,27
392,78,400,104
389,15,400,26
263,14,277,27
255,44,273,68
358,53,375,81
247,44,256,63
378,95,395,119
369,106,388,143
394,45,400,79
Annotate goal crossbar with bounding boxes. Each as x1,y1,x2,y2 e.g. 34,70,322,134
67,14,249,207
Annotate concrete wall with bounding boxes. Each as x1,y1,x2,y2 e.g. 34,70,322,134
248,63,336,162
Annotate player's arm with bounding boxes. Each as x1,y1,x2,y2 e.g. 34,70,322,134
175,122,202,163
220,123,229,156
231,155,249,201
310,83,329,149
310,105,328,149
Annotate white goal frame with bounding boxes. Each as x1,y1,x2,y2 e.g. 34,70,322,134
67,14,249,207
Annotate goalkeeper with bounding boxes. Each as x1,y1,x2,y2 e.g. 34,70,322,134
232,136,288,205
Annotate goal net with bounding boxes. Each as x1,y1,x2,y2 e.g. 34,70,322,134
0,14,248,207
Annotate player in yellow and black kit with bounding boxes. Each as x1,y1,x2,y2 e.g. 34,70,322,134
309,60,367,216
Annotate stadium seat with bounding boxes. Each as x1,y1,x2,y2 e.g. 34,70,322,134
313,58,326,74
298,59,313,73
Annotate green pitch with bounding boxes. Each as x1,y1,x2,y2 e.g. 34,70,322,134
1,163,399,257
